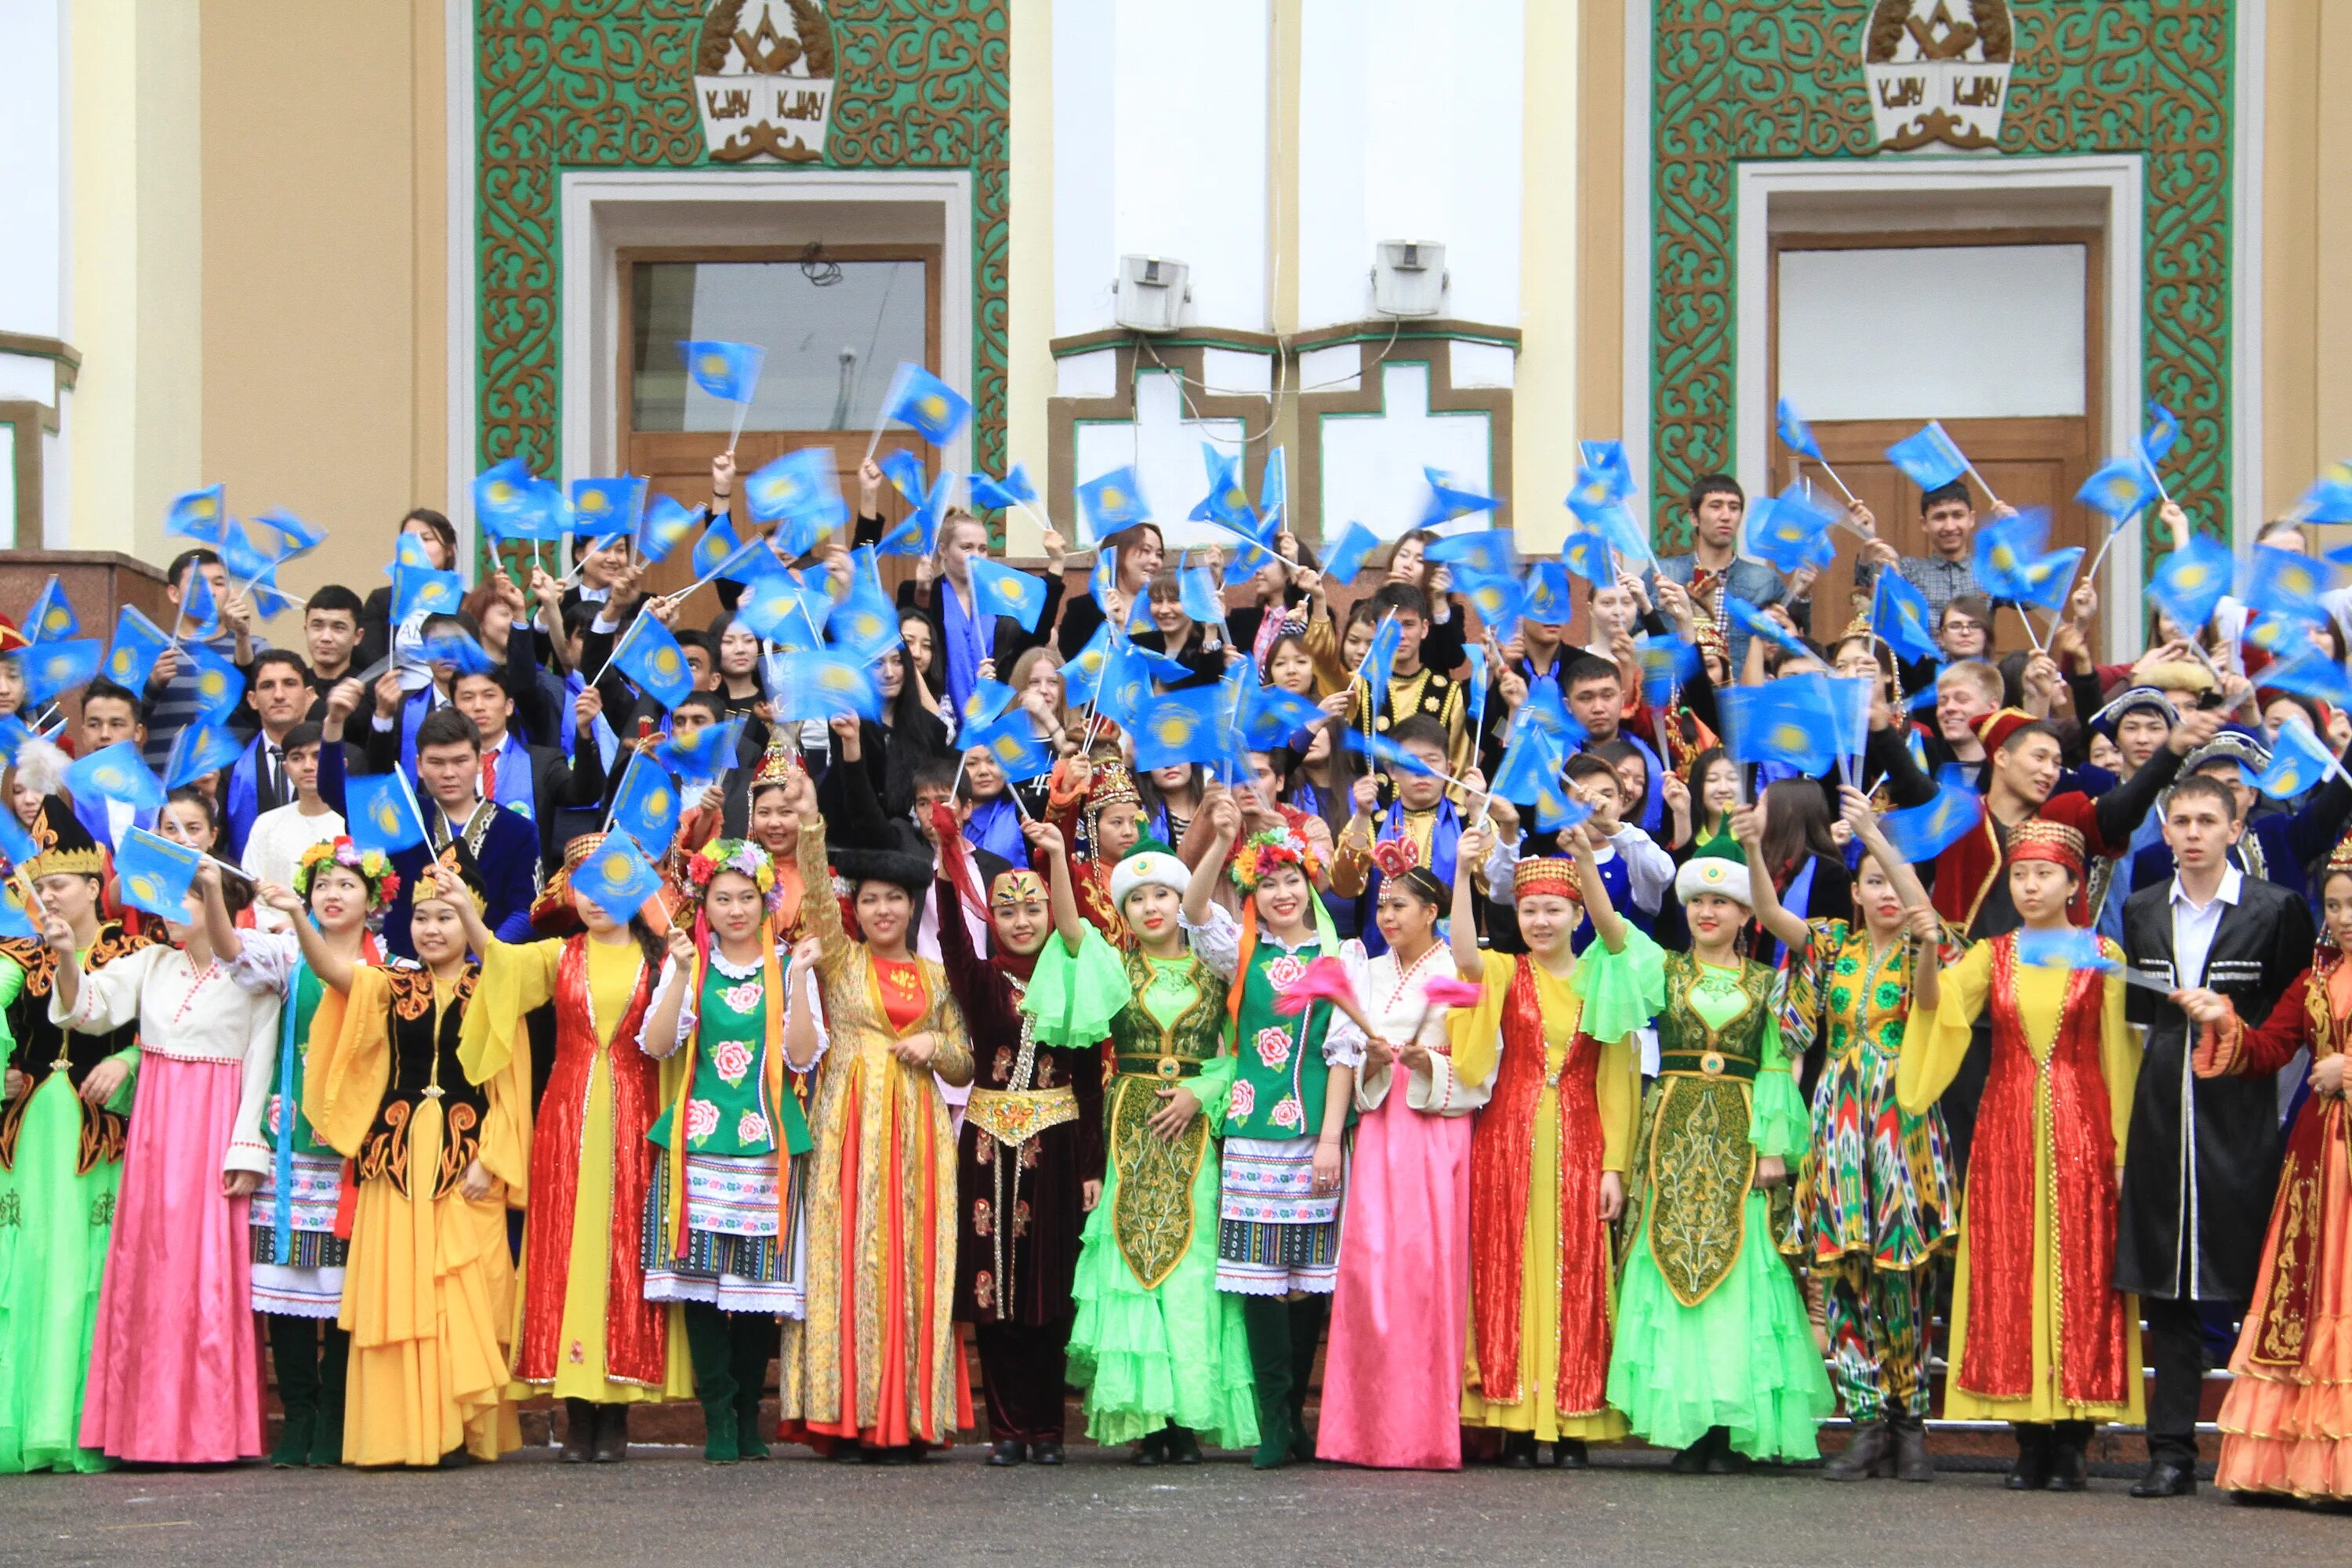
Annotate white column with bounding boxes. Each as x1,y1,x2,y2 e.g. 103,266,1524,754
0,0,71,546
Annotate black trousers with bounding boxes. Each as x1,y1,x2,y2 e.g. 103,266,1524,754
975,1318,1071,1446
2142,1294,2212,1465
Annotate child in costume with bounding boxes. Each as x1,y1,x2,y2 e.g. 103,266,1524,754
1606,840,1834,1471
1456,811,1654,1468
1900,819,2140,1491
215,837,396,1466
637,837,827,1463
0,815,152,1472
1744,789,1955,1483
1182,794,1361,1468
50,859,281,1466
2176,833,2352,1501
934,818,1105,1466
1056,838,1256,1462
299,851,531,1467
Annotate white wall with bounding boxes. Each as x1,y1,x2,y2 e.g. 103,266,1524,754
1071,368,1246,548
1319,361,1493,539
1297,0,1523,329
1052,0,1271,336
1777,243,2087,421
0,0,70,546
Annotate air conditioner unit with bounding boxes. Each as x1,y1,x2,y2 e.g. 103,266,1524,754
1372,239,1447,317
1114,254,1191,334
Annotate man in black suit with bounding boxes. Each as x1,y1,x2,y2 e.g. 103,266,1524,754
2121,772,2315,1497
895,510,1065,724
391,669,610,873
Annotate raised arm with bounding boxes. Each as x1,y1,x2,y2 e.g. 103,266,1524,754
198,859,247,966
1450,824,1488,982
1181,791,1240,929
1568,824,1628,954
1027,819,1086,950
1731,803,1810,951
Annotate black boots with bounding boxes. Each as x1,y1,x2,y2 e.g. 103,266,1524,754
1889,1412,1933,1482
592,1403,630,1463
2131,1457,2198,1497
556,1399,627,1464
267,1316,318,1468
2008,1423,2089,1491
561,1399,596,1463
1669,1426,1745,1474
312,1321,348,1466
1823,1421,1892,1481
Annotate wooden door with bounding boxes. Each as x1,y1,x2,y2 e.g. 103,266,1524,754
617,245,942,622
1769,228,2104,654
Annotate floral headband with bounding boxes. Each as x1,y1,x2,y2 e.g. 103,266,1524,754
294,835,400,908
685,837,779,903
1230,824,1323,893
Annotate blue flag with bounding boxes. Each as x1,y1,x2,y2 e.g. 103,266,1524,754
2244,545,2339,625
1490,725,1566,807
163,717,245,790
1523,561,1576,625
1566,447,1633,517
570,477,647,537
1530,771,1595,834
1719,676,1840,776
732,568,822,651
960,677,1020,731
1722,596,1812,663
213,522,274,588
744,448,843,528
1872,568,1940,664
179,571,222,639
2145,535,2230,634
1259,446,1289,533
1190,443,1259,537
112,828,202,922
24,576,77,644
0,808,39,873
1515,676,1589,751
1357,614,1403,685
1638,632,1700,708
655,715,748,784
1971,507,2051,601
1322,521,1378,586
18,639,100,708
1129,687,1231,774
1178,564,1225,626
474,458,539,540
390,562,465,625
180,641,246,719
2013,546,2085,613
253,507,328,560
1744,494,1831,574
165,484,229,545
612,616,695,710
1062,624,1113,708
960,711,1058,783
766,653,881,724
1459,572,1526,644
691,510,746,582
636,493,699,565
1886,422,1969,492
1238,683,1323,752
421,627,499,677
1419,467,1501,530
1877,781,1984,864
66,741,165,811
608,752,681,859
346,771,427,856
2077,456,2154,521
1345,727,1445,779
571,833,665,924
1559,528,1611,586
884,365,971,446
677,339,765,403
2014,926,2117,974
2260,650,2352,709
2142,403,2180,466
2256,720,2345,800
967,464,1038,512
968,557,1047,633
1223,539,1275,589
1776,397,1822,460
879,448,927,503
1076,466,1149,542
1428,530,1518,579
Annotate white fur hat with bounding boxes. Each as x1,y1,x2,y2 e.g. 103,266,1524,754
1109,846,1189,913
1674,850,1753,909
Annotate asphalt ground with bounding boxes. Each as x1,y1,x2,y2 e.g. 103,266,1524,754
9,1441,2347,1568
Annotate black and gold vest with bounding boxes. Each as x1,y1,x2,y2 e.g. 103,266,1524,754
358,966,489,1199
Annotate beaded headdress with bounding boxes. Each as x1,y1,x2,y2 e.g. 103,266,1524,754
990,868,1047,911
2005,818,2085,876
1512,855,1583,903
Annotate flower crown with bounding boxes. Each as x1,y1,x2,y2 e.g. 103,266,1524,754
684,837,779,910
1229,824,1323,893
294,836,400,907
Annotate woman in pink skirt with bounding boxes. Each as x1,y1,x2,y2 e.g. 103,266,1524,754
48,862,278,1464
1316,846,1484,1468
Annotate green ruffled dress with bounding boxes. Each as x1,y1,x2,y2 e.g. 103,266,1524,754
1026,927,1258,1450
1606,953,1834,1460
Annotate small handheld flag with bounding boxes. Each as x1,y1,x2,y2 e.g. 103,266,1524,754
1419,468,1501,531
1560,528,1611,586
2077,456,2155,523
608,751,681,859
2255,720,2350,801
65,742,165,811
677,339,765,405
179,571,223,639
1129,687,1232,774
967,464,1039,513
390,562,465,625
252,507,328,560
2244,545,2339,626
18,639,100,709
656,715,749,784
1238,683,1323,752
1871,569,1940,664
1885,422,1971,495
1877,782,1984,864
571,833,666,924
163,718,245,790
24,576,78,644
960,677,1020,731
2014,926,2118,973
691,510,747,583
611,616,696,711
766,653,882,724
570,477,647,538
1356,614,1403,684
2260,650,2352,709
1322,521,1378,586
636,493,699,566
1719,676,1840,777
1178,563,1225,626
960,712,1058,783
744,448,844,529
112,828,202,922
968,557,1047,633
1076,466,1150,543
882,364,972,448
165,484,229,545
1777,397,1858,503
345,771,427,856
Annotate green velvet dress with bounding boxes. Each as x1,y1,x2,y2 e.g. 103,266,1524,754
1606,952,1834,1460
1036,927,1258,1450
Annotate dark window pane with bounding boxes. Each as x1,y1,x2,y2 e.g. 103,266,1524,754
630,259,928,434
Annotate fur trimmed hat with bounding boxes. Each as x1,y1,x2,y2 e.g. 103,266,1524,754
1674,842,1753,908
1109,838,1188,913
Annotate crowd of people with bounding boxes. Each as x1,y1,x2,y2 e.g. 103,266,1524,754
2,448,2350,1508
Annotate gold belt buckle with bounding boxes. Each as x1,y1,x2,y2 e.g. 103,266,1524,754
1699,1051,1726,1077
423,1083,446,1099
1156,1057,1181,1081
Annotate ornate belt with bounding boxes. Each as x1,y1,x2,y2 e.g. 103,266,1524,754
965,1085,1079,1147
1657,1049,1758,1082
1114,1054,1204,1081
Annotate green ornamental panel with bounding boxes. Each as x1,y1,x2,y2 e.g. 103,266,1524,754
474,1,1009,528
1649,1,2234,549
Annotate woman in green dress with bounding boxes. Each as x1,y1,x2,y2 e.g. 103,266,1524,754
1606,840,1834,1471
0,821,148,1473
1044,838,1258,1463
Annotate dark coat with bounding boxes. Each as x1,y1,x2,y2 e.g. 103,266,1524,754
2118,873,2314,1302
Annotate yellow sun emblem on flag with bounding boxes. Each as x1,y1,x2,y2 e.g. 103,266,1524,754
191,495,218,517
1098,485,1125,510
126,873,159,904
93,764,123,789
600,851,633,883
580,491,608,513
919,394,948,422
818,665,855,692
1153,714,1193,746
993,735,1024,763
42,608,68,631
700,354,728,378
653,648,679,674
1769,723,1809,753
2174,561,2209,586
486,480,514,504
372,800,401,833
648,788,670,816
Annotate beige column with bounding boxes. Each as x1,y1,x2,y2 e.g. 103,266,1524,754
1005,0,1054,558
1514,0,1582,551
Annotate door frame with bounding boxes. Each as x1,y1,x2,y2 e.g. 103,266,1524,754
1730,154,2147,660
613,241,946,462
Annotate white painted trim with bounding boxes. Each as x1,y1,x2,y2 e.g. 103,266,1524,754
445,0,477,574
2234,0,2265,532
1733,154,2147,662
1621,0,1651,516
554,165,974,495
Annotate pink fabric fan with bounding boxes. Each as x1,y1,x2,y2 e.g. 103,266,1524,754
1273,954,1359,1017
1419,976,1484,1010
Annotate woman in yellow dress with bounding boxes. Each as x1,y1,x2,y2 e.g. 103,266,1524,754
459,834,693,1462
301,851,531,1467
1898,820,2142,1492
775,769,977,1461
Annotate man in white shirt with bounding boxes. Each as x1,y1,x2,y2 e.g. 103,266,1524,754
2120,772,2315,1497
239,720,343,929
